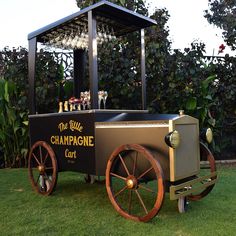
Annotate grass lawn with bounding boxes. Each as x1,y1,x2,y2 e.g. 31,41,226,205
0,166,236,236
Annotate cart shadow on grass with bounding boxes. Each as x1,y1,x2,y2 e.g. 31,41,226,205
49,173,216,222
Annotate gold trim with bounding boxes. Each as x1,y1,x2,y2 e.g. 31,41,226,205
179,110,185,116
169,120,175,181
206,128,213,143
96,123,169,128
38,165,45,172
126,179,134,189
169,130,180,148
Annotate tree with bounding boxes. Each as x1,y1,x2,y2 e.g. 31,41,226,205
204,0,236,50
76,0,148,15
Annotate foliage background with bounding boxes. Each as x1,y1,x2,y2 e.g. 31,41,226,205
0,0,235,167
0,47,60,167
205,0,236,50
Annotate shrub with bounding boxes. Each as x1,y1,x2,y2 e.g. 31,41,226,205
0,77,29,167
0,47,62,167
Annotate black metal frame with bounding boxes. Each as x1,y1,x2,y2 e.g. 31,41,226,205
28,0,157,114
73,49,86,97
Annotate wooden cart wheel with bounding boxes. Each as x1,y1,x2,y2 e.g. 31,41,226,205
28,141,58,196
187,142,216,201
106,144,165,222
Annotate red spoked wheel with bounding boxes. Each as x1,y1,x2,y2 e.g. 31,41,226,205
28,141,58,195
106,144,165,222
187,142,216,201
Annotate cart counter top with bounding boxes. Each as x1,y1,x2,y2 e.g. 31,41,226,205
29,109,180,123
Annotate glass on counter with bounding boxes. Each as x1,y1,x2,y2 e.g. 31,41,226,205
58,90,108,112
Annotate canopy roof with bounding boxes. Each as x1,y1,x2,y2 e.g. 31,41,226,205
28,0,157,44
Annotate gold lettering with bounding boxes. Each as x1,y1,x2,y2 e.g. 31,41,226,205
65,149,77,159
64,136,69,145
69,120,83,132
73,136,78,145
60,136,64,145
89,136,94,147
78,136,83,145
50,135,95,147
50,136,59,145
58,122,68,132
51,136,55,144
83,136,89,146
69,136,74,145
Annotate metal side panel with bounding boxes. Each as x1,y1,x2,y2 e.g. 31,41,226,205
95,122,170,178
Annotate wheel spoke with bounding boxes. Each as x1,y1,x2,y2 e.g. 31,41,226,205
110,172,126,181
114,186,128,198
44,172,50,180
137,166,153,180
39,146,43,163
43,152,49,165
132,152,138,176
36,174,41,184
40,175,45,191
45,167,53,170
139,184,155,193
135,189,148,215
128,190,133,214
119,154,130,176
32,153,41,165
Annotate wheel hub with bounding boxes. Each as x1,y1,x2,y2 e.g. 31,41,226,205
38,165,45,173
126,176,138,189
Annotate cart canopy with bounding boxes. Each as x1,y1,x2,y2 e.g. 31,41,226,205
28,0,156,43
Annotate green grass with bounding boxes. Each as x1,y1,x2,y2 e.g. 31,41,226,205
0,166,236,236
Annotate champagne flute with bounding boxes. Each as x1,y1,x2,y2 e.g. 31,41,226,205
103,91,108,109
84,91,89,110
80,92,85,110
98,91,103,109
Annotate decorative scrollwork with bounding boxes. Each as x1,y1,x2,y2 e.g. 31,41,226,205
52,51,74,79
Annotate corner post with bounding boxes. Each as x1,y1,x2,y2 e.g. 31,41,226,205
141,28,146,110
28,37,37,114
88,10,98,109
73,49,86,97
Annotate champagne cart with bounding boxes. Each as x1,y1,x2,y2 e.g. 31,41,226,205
28,1,217,222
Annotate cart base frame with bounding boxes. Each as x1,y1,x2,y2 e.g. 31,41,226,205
169,172,217,200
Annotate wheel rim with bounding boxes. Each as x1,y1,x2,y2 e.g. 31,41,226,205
188,142,216,201
28,141,58,195
106,144,165,222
